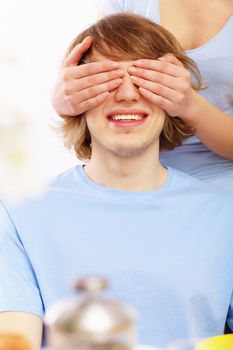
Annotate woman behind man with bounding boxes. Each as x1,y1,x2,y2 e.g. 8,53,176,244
51,0,233,188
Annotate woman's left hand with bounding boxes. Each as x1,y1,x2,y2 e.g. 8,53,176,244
128,54,196,120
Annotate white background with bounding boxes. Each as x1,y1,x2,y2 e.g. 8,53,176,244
0,0,97,177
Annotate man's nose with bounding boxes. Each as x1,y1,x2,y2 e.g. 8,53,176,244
115,72,140,102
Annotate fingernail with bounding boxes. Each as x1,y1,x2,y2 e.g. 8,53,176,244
139,87,146,92
118,69,125,75
134,60,144,66
112,78,122,83
128,67,136,74
109,61,119,67
83,36,91,42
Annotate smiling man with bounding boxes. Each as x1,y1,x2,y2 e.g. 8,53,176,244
83,53,167,191
0,13,233,349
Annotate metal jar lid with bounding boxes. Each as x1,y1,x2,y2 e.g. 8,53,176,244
44,276,137,342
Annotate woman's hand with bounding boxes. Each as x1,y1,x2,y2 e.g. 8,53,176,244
51,36,124,117
128,54,196,122
128,54,233,159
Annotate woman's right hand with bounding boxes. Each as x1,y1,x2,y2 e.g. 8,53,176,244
51,36,124,117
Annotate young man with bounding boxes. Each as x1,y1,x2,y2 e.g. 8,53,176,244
0,13,233,349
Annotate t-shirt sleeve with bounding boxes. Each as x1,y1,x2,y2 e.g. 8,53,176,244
0,201,44,317
94,0,125,17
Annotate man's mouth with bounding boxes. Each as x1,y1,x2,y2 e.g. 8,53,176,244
107,112,148,127
110,114,145,121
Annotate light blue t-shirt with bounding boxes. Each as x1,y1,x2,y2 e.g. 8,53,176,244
0,165,233,347
96,0,233,189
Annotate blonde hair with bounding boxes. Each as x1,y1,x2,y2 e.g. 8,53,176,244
60,13,202,160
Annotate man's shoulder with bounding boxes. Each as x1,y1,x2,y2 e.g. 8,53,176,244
48,164,82,189
2,165,85,214
169,167,233,204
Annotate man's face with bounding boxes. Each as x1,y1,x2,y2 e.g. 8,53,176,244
84,53,166,159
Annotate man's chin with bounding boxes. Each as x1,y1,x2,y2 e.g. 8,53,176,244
92,135,159,160
108,144,152,159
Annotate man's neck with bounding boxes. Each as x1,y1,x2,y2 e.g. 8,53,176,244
84,149,168,192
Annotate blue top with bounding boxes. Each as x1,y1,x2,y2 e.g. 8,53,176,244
0,165,233,347
96,0,233,189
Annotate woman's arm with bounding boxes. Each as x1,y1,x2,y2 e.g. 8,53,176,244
181,91,233,159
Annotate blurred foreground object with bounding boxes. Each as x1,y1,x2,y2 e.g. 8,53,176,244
0,51,48,203
196,334,233,350
166,334,233,350
0,332,32,350
45,276,137,350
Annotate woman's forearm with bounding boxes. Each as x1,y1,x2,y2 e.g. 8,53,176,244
180,91,233,159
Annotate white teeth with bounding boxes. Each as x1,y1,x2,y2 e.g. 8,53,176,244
110,114,144,121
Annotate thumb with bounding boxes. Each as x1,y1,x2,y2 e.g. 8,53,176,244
63,36,92,67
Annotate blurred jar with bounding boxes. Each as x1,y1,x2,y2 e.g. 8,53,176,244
44,276,137,350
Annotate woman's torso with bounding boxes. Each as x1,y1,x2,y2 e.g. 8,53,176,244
97,0,233,188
